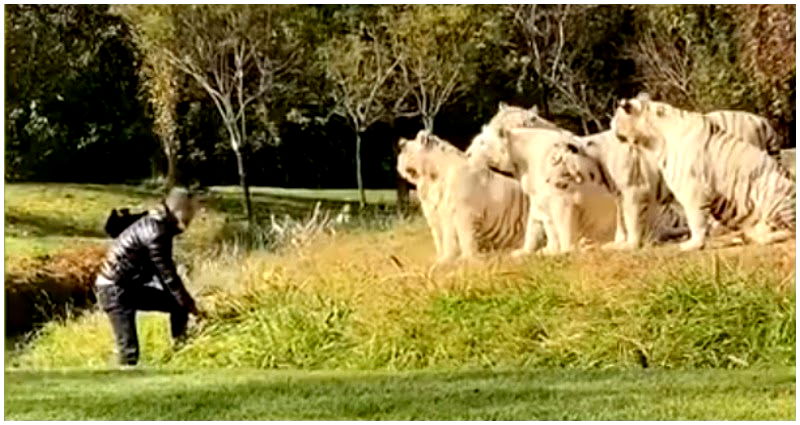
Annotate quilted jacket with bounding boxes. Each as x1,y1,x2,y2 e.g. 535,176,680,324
97,206,197,312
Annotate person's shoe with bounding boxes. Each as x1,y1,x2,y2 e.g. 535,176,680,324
118,363,138,371
172,335,190,351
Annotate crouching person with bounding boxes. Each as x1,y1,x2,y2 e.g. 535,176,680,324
94,188,202,367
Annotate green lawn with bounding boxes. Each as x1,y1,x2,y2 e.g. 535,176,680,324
4,183,398,262
5,367,795,420
208,185,397,204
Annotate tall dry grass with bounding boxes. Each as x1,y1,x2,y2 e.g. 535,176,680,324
12,219,795,371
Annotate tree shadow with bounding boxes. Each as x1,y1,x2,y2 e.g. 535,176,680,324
203,191,398,221
6,368,793,420
5,209,106,238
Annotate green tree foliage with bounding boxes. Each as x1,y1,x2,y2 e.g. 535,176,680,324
113,5,181,190
5,5,796,186
728,5,796,141
5,5,154,182
628,5,795,147
384,5,498,131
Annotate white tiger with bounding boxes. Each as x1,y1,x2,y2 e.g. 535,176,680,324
705,110,782,156
611,96,796,250
468,117,618,256
469,102,688,251
397,130,534,263
576,130,689,249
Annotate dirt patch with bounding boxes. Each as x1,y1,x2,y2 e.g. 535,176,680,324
5,245,107,336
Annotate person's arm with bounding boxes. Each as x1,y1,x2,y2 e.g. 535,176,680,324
147,233,199,315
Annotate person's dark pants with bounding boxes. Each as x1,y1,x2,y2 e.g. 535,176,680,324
96,283,189,366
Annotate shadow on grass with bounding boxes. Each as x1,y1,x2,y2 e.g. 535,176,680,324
4,367,795,420
203,191,399,221
5,209,106,238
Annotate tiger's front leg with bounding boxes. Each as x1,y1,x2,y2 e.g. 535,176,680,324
436,217,461,264
512,195,551,257
420,203,444,258
455,211,479,260
678,203,708,251
668,182,710,251
603,196,628,250
616,190,648,250
549,194,579,253
613,196,627,244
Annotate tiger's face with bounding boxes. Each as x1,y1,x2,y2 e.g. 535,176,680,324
612,98,657,150
466,126,515,175
487,102,551,131
397,137,424,184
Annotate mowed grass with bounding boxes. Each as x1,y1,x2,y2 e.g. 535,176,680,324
4,184,157,262
5,183,398,263
5,367,795,420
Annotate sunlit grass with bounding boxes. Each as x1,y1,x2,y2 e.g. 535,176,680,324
5,367,795,420
13,219,795,371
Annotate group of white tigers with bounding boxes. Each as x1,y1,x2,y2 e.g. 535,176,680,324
397,93,795,264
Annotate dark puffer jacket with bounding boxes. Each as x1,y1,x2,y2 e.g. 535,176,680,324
98,206,197,312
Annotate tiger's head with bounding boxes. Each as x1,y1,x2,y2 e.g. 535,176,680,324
466,125,515,175
397,136,425,184
487,102,557,131
611,92,669,151
397,130,464,185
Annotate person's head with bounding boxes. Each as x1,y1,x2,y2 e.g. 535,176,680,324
164,188,198,231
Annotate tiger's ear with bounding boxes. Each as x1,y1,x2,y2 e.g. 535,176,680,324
398,137,408,149
635,92,651,101
529,105,539,115
499,101,509,111
621,99,642,115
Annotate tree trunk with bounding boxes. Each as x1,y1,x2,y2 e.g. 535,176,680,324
392,137,410,216
396,174,410,216
164,147,178,192
233,146,254,224
540,79,551,118
422,115,435,132
355,131,366,208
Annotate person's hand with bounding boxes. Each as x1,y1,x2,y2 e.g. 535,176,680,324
195,309,209,320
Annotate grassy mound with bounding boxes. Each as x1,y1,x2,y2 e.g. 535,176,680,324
12,221,795,370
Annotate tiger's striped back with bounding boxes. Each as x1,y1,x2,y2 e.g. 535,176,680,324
698,121,795,232
705,110,782,155
474,170,530,251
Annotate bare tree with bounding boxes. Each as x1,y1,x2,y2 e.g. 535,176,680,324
509,5,616,133
384,5,488,131
165,5,302,222
624,10,694,109
321,22,403,208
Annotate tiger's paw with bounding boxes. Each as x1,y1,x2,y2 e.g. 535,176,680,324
511,248,533,258
679,239,705,251
540,246,562,256
602,241,637,251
